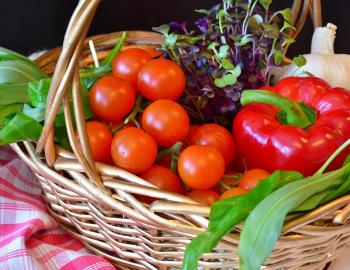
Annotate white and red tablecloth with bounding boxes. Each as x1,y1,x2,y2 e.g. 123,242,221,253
0,145,349,270
0,146,116,270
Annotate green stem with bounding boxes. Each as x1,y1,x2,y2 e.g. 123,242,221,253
157,142,183,162
124,95,143,126
101,31,127,66
219,181,232,191
241,90,314,128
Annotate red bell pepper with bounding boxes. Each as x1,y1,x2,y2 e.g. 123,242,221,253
233,77,350,176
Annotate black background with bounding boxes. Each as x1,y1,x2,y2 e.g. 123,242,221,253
0,0,349,56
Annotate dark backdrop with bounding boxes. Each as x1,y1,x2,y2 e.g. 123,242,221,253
0,0,349,56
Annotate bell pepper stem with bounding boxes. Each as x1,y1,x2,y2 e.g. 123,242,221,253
241,90,314,128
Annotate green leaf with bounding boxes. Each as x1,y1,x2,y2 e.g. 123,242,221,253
0,60,46,85
164,34,178,47
28,78,51,107
231,65,242,77
0,104,23,128
28,78,93,127
235,35,253,46
293,55,307,68
218,9,229,33
80,33,126,87
100,31,127,66
223,74,237,85
247,15,263,34
214,78,226,88
195,9,211,15
0,111,43,144
238,168,347,270
54,126,71,150
181,171,303,270
279,8,292,23
251,14,264,24
183,36,203,44
259,0,272,10
0,47,37,65
320,173,350,204
152,24,170,36
81,64,111,90
207,42,219,51
274,50,283,65
80,79,94,120
281,21,296,32
282,37,295,47
218,45,229,59
23,104,45,123
294,190,332,211
262,23,280,39
0,83,29,106
222,59,235,70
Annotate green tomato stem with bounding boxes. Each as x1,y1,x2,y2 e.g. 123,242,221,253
241,90,314,129
124,95,143,125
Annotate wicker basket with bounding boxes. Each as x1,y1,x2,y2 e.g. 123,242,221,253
10,0,350,269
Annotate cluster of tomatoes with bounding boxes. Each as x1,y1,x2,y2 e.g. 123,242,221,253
85,47,270,206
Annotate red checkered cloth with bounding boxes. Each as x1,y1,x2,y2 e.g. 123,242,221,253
0,146,116,270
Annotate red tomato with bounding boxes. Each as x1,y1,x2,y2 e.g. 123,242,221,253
112,48,152,89
238,169,271,191
84,121,113,163
111,127,157,174
90,76,135,122
220,187,248,200
138,58,186,101
190,124,236,166
141,165,184,194
188,189,219,206
178,145,225,190
142,100,190,147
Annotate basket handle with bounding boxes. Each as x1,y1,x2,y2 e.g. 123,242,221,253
292,0,322,38
36,0,107,191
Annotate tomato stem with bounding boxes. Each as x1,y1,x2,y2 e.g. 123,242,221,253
124,95,143,126
157,142,183,162
219,181,232,190
241,90,315,128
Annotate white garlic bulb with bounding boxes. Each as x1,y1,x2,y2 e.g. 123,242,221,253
273,23,350,89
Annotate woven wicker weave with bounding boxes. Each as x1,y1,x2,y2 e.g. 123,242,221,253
10,0,350,269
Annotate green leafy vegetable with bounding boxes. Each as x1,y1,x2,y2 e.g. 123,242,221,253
0,111,42,144
28,78,51,107
154,1,294,124
293,54,307,68
0,47,38,65
0,104,24,128
0,60,46,84
0,83,30,106
238,166,349,270
259,0,272,10
181,171,303,270
23,104,45,123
